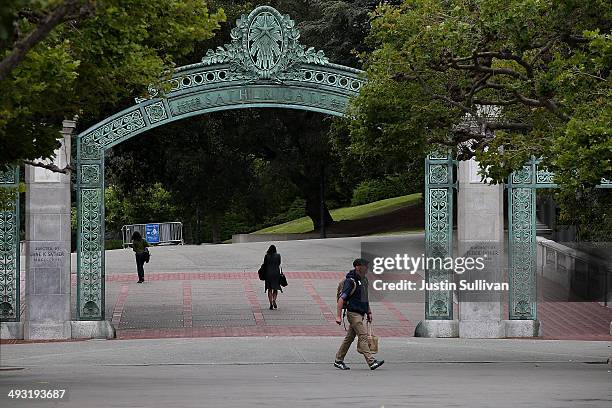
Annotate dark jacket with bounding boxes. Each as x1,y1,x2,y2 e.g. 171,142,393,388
263,252,282,292
339,269,369,315
132,239,150,254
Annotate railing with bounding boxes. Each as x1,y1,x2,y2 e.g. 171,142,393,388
537,237,611,306
122,222,184,248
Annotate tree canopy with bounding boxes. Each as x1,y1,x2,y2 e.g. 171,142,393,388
104,0,400,239
349,0,611,190
0,0,225,168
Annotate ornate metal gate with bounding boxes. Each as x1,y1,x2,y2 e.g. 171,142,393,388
424,155,611,324
75,6,367,320
507,158,611,320
73,5,607,325
424,153,457,320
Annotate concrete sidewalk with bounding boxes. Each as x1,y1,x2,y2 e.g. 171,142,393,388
1,337,611,407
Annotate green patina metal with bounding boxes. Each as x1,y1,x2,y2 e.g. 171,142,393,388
0,167,20,321
507,158,611,320
424,153,457,320
75,6,366,320
74,5,612,324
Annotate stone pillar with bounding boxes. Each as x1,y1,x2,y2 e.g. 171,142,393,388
457,159,505,338
23,120,75,340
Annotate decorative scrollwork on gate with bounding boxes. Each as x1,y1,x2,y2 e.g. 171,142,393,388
0,167,19,321
508,187,536,319
512,166,532,184
425,154,455,320
201,6,328,80
144,102,168,124
80,109,145,156
75,5,367,322
80,164,101,186
78,188,103,319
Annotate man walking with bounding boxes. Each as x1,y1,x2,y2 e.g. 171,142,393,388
334,258,384,370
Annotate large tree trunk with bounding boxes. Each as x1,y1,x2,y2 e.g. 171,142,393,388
285,167,334,232
303,184,334,232
194,205,202,245
210,216,221,244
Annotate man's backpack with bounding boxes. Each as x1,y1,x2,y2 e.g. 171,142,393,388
336,277,357,307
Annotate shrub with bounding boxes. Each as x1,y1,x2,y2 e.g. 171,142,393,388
351,175,417,206
105,240,124,250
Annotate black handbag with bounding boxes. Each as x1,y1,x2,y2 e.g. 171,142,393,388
258,264,266,280
279,268,288,287
143,247,150,263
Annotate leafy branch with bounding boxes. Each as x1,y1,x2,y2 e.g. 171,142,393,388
0,0,97,82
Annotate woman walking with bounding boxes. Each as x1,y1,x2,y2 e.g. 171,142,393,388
263,245,282,310
131,231,150,283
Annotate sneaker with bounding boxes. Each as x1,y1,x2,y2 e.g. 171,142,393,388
334,361,350,370
369,360,385,370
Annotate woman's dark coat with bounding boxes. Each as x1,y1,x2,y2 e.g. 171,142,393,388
263,252,282,292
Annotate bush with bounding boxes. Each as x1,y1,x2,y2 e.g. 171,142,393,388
105,240,124,250
220,211,252,241
351,175,416,206
259,198,306,228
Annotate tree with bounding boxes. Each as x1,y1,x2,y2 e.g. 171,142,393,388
244,109,337,231
0,0,225,168
104,183,178,236
105,0,380,235
106,112,257,244
350,0,611,190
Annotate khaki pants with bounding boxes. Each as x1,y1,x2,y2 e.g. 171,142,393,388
335,311,375,365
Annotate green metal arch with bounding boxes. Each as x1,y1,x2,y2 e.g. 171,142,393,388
76,62,364,153
75,5,366,320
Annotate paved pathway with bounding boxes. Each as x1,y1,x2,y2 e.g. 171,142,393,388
2,338,611,408
13,235,612,341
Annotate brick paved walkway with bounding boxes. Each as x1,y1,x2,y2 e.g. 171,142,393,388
11,270,612,342
100,271,420,340
96,272,612,340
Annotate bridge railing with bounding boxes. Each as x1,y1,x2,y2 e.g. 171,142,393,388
536,237,611,306
121,222,184,248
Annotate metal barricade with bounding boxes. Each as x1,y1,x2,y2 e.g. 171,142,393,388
122,222,184,247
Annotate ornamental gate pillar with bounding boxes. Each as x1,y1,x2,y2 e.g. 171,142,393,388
415,153,459,337
0,167,21,339
504,159,546,337
73,124,114,338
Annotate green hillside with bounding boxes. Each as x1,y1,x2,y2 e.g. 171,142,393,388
254,193,422,234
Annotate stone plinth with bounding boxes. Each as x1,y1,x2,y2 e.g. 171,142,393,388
504,320,542,337
414,320,459,338
24,120,74,340
1,322,24,339
71,321,115,339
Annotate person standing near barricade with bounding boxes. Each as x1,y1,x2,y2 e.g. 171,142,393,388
131,231,150,283
334,258,384,370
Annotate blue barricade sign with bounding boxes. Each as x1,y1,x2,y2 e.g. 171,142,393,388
145,223,160,244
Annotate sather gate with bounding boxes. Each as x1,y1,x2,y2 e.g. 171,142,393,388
74,6,367,319
3,6,607,334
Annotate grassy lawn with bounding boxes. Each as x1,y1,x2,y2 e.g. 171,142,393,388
254,193,422,234
369,228,424,236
